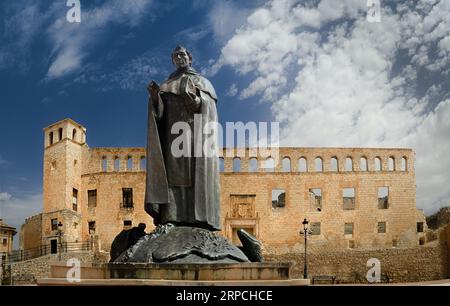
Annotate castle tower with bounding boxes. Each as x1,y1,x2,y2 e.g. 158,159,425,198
42,119,86,246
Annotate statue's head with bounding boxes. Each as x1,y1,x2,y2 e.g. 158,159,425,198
137,223,146,230
172,45,192,69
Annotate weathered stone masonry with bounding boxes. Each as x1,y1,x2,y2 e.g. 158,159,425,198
17,118,444,282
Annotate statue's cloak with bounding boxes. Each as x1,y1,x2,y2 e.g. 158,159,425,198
144,67,221,230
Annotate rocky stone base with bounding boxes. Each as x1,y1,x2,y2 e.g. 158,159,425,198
114,224,249,263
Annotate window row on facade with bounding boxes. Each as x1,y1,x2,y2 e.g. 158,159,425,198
50,218,135,236
222,156,409,173
87,219,134,235
69,187,134,212
272,187,391,211
74,185,392,213
100,156,146,172
304,221,424,236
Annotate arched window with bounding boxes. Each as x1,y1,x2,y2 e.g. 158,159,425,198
298,157,307,172
315,157,323,172
58,128,63,141
401,157,407,171
264,157,275,172
49,132,54,145
388,157,395,171
249,158,258,172
374,157,382,171
345,157,353,171
360,157,368,171
102,156,107,172
233,157,241,172
140,156,146,171
114,157,120,171
330,157,338,172
127,156,133,171
72,129,77,141
282,157,291,172
218,157,225,172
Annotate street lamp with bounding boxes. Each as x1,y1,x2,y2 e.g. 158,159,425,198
300,218,309,279
57,222,63,261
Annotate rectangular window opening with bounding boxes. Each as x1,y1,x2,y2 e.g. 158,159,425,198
344,223,354,235
88,189,97,208
72,188,78,211
309,189,322,212
122,188,133,208
51,218,58,231
378,187,389,209
378,222,386,233
310,222,321,235
271,189,286,208
417,222,424,233
343,188,355,210
88,221,96,235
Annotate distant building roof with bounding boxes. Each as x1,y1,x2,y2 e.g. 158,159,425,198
0,219,17,235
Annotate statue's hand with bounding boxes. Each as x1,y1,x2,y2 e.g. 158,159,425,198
186,90,201,113
148,81,160,100
180,76,201,112
188,89,199,102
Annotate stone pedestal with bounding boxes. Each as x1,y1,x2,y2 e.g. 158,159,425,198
37,262,310,286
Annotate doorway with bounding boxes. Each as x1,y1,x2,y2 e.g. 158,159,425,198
50,239,58,254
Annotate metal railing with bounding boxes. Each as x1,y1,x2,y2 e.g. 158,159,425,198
0,241,92,265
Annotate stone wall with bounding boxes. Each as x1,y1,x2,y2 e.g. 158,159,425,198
80,171,154,252
446,224,450,277
27,118,427,260
10,251,108,285
19,214,42,250
265,242,448,283
220,147,425,252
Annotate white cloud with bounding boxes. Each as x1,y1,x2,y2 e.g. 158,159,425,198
0,1,54,72
207,1,252,43
404,100,450,210
213,0,450,214
174,26,210,43
398,0,450,71
74,49,167,91
0,193,42,249
4,2,46,48
226,83,238,97
0,0,156,77
0,155,9,167
0,192,12,201
45,0,154,80
0,194,42,224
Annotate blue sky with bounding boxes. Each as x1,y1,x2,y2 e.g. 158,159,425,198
1,0,450,246
0,0,270,236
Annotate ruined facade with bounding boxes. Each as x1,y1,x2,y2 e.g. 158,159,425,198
20,119,427,255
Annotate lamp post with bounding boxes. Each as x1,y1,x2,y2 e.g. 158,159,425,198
57,222,63,261
300,218,309,279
